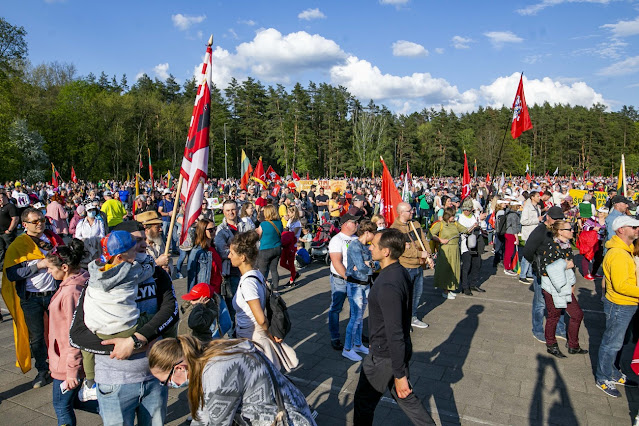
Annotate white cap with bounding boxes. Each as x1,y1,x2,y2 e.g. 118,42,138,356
163,189,171,195
612,215,639,232
510,201,522,206
104,190,113,196
597,206,609,213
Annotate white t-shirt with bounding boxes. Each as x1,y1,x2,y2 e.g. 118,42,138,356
233,270,267,330
329,232,357,276
457,213,477,255
25,235,57,292
12,191,29,208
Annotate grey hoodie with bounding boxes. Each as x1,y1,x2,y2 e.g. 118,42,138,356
84,255,155,335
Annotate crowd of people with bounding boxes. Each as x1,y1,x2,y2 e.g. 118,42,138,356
1,173,639,425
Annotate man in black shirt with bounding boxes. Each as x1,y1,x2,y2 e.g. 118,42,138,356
0,191,19,268
315,187,329,224
354,228,435,425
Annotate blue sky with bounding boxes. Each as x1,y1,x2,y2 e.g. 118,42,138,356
4,0,639,113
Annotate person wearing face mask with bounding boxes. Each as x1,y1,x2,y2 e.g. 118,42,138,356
148,336,316,425
68,204,85,239
74,204,107,264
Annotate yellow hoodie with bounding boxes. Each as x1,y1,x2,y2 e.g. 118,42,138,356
604,235,639,306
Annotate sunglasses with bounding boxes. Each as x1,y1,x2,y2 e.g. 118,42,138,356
559,228,573,231
26,218,46,225
160,360,184,387
205,227,216,232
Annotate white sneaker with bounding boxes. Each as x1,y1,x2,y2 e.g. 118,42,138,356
78,381,97,402
442,292,456,300
504,270,517,276
411,317,429,329
342,348,363,362
353,345,369,355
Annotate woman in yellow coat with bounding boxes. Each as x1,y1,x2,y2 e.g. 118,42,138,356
430,207,468,300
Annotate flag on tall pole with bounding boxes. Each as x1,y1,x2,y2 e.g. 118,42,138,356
148,148,154,188
291,170,301,181
462,151,471,199
240,150,253,190
617,154,627,197
51,163,59,187
178,35,213,244
252,157,267,189
266,165,281,182
511,74,533,139
525,164,532,183
71,167,78,184
379,156,403,226
553,167,559,176
473,159,477,179
402,162,411,203
139,154,143,171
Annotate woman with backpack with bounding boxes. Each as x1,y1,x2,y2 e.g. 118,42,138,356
256,204,283,290
230,230,297,371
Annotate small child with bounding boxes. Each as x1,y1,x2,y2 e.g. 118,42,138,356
300,227,313,250
80,231,155,399
178,283,232,342
295,240,311,269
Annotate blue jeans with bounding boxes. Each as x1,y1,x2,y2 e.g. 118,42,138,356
176,248,189,278
344,282,370,350
328,275,348,342
519,257,533,279
406,267,424,318
97,379,168,426
20,292,52,372
596,298,638,382
532,273,566,338
52,379,99,426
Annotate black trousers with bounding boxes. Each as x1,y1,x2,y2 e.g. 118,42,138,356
354,355,435,426
461,251,481,290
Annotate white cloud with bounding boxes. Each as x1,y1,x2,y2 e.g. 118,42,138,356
574,38,627,59
484,31,523,48
392,40,428,57
239,19,256,26
171,14,206,31
522,54,551,64
204,28,346,86
516,0,615,16
435,48,445,54
380,0,409,5
479,73,605,108
451,36,473,49
298,8,326,20
602,16,639,37
598,55,639,76
228,29,238,39
153,63,170,80
135,71,145,81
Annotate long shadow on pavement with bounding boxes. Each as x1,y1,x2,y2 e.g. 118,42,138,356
529,353,578,426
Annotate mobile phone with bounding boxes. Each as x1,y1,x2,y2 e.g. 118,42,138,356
60,381,68,394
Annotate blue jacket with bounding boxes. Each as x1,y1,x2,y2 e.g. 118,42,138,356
346,239,372,282
540,258,576,309
187,247,212,292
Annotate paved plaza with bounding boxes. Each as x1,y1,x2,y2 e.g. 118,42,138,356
0,253,637,425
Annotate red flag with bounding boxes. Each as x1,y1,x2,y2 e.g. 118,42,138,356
379,157,403,226
179,37,212,244
271,184,281,198
486,172,490,185
71,167,78,184
139,155,143,170
306,171,309,180
148,148,154,188
266,165,281,182
462,151,471,199
291,170,300,181
526,173,532,183
511,74,533,139
252,157,267,189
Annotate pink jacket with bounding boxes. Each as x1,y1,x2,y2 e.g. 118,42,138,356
48,269,89,381
46,201,69,235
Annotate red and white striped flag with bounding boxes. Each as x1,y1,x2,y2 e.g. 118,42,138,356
179,37,212,244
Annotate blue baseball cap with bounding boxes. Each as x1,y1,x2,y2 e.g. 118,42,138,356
105,231,136,258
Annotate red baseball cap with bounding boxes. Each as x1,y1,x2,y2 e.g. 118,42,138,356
181,283,213,300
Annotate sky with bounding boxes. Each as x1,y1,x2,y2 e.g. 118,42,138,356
4,0,639,114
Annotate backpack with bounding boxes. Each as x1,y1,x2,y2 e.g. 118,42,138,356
496,213,508,236
243,274,292,340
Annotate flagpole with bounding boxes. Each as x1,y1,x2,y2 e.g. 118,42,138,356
623,153,628,197
491,71,524,193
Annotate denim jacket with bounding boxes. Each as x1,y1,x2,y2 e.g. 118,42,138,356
214,219,235,277
346,239,372,282
187,246,212,291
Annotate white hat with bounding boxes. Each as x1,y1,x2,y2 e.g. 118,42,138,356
510,201,522,206
163,189,172,195
104,190,113,196
597,206,609,214
612,215,639,232
33,202,44,209
497,199,509,204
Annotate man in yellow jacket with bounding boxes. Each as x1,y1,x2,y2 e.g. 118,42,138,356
596,215,639,397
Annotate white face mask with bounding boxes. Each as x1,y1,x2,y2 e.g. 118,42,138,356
168,371,189,389
87,211,96,219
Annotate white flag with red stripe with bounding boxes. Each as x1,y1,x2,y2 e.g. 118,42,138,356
179,38,212,244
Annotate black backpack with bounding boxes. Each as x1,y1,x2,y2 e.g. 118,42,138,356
496,213,508,236
244,274,292,340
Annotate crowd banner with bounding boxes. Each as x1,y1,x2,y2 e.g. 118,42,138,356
295,179,348,196
569,189,607,209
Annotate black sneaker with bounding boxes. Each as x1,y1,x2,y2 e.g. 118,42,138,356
463,288,473,296
470,286,486,293
32,370,50,389
331,340,344,351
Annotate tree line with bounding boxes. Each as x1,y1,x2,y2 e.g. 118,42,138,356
1,17,638,183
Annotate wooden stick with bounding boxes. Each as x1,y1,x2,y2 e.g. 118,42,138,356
164,174,184,256
409,220,428,253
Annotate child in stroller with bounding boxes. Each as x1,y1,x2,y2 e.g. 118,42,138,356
310,221,340,264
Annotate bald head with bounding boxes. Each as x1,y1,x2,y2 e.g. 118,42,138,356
396,202,413,223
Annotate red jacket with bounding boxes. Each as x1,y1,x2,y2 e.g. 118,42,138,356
577,230,599,261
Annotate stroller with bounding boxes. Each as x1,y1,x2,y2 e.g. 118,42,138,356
310,221,340,265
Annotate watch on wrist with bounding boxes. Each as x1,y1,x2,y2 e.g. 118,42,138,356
131,334,143,350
